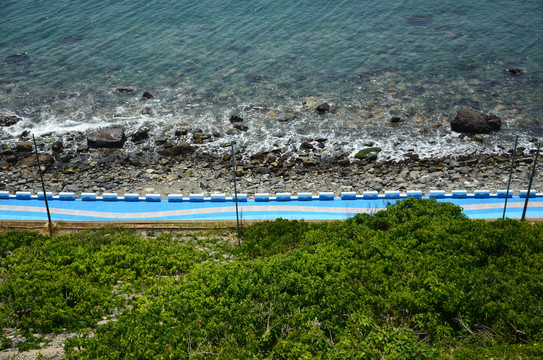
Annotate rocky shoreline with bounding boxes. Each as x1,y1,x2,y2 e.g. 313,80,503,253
1,106,541,199
1,141,541,199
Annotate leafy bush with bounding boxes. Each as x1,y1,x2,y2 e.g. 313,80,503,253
0,228,208,334
2,199,542,358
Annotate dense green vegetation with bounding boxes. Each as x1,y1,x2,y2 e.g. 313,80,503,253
1,198,542,359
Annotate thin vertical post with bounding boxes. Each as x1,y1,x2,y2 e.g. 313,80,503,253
33,134,52,235
231,142,240,245
521,142,540,222
503,135,518,219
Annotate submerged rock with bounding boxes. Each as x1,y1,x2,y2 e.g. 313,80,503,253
451,108,501,134
116,87,134,94
142,91,155,100
131,127,150,143
407,15,432,26
3,53,30,65
234,124,248,132
229,115,244,123
505,68,522,75
87,127,127,148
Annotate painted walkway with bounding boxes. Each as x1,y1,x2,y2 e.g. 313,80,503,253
0,190,542,222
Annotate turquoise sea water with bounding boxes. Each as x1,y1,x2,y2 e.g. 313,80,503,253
1,0,542,159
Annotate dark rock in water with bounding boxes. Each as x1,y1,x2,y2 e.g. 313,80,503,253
175,128,188,136
4,53,30,65
142,91,155,100
193,132,211,142
52,141,63,152
276,114,296,123
0,115,23,127
246,74,264,82
158,142,194,157
505,68,522,75
451,108,501,134
20,130,30,139
229,115,244,123
87,127,127,148
116,87,134,94
15,142,33,153
469,135,484,143
457,62,478,72
316,103,331,114
18,153,54,167
407,15,432,26
131,127,150,143
300,141,314,150
390,116,403,124
354,147,382,160
353,68,396,82
234,124,248,132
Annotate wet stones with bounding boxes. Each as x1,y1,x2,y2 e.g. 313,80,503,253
115,87,134,94
131,127,150,143
18,153,54,168
233,124,249,132
276,114,297,123
390,116,403,124
229,115,244,123
142,91,155,100
0,115,23,127
192,132,212,144
52,141,64,152
316,103,331,114
451,108,501,134
158,142,194,157
505,68,522,75
15,142,33,153
87,127,127,149
354,147,382,160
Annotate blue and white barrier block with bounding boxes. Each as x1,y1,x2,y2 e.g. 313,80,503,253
81,193,97,201
255,193,270,202
102,193,118,201
167,194,183,202
145,194,161,202
297,193,314,201
276,193,292,201
319,192,335,200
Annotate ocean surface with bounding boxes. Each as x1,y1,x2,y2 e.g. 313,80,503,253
1,0,542,160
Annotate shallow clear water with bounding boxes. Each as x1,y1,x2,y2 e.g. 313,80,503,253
1,0,542,160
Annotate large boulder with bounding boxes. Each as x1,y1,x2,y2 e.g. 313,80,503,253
0,115,23,127
451,108,501,134
18,153,54,167
87,127,127,148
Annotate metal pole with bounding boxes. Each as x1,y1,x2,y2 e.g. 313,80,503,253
32,134,53,235
503,135,518,219
231,142,240,245
521,142,540,222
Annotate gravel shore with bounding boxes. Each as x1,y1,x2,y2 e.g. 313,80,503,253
1,145,541,199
